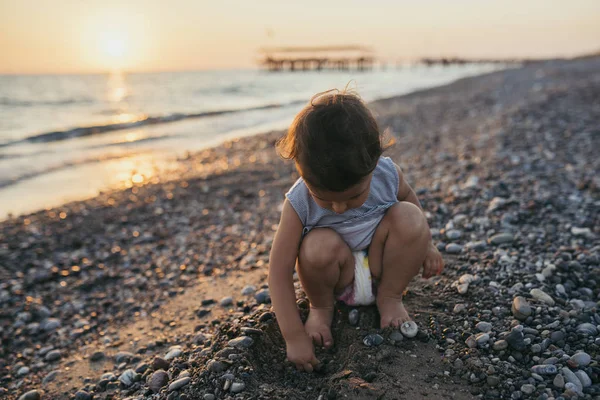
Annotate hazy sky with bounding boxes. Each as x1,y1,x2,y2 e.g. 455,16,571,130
1,0,598,73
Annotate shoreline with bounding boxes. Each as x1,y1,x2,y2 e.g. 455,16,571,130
1,56,599,399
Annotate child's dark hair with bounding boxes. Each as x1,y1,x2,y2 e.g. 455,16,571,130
277,89,392,192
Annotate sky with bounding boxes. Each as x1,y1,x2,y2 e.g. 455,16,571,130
0,0,598,74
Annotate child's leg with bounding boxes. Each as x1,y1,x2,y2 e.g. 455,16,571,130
297,228,355,347
368,202,430,328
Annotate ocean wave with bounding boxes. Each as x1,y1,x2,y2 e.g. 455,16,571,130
0,96,95,107
2,101,304,147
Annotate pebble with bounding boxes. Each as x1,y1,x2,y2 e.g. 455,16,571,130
254,289,270,304
204,395,216,400
152,356,170,370
506,329,526,351
90,351,105,361
119,369,138,387
488,233,514,245
389,330,403,343
241,285,256,295
42,370,59,384
42,318,61,332
453,304,467,313
531,365,557,375
520,384,535,395
164,346,183,360
568,352,591,368
220,296,234,306
18,390,41,400
476,321,492,332
575,322,597,335
511,297,532,321
446,229,462,240
74,391,91,400
465,335,477,349
149,370,169,393
227,336,254,349
363,334,384,347
207,360,227,373
169,377,191,392
230,381,246,393
561,368,583,392
45,349,61,362
348,309,359,325
573,370,591,388
400,321,418,338
553,373,565,388
530,288,555,306
445,243,463,254
115,351,134,363
475,333,490,345
492,340,508,351
17,366,30,376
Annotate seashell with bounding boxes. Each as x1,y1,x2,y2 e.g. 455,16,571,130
400,321,418,338
363,333,384,347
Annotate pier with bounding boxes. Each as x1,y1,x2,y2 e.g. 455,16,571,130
259,45,375,72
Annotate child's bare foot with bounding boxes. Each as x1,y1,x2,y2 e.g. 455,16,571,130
377,295,411,328
305,307,334,348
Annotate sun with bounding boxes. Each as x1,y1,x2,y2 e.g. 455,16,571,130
104,37,126,58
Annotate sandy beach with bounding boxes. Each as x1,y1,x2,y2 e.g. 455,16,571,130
2,56,599,400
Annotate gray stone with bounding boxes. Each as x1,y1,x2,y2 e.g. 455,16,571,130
90,351,105,361
42,318,61,332
74,390,91,400
348,309,359,325
43,370,59,384
45,349,61,362
363,334,384,347
164,346,183,360
476,322,492,332
389,330,403,343
487,375,500,386
531,364,557,375
18,390,41,400
119,369,138,387
207,360,227,373
520,384,535,395
227,336,254,349
149,370,169,393
168,377,191,392
493,340,508,351
453,304,467,314
204,395,215,400
512,296,532,321
569,352,591,368
446,229,462,240
220,297,233,306
115,351,134,363
445,243,463,254
241,285,256,296
573,370,591,388
576,322,597,335
465,335,477,349
254,289,270,304
561,368,583,392
17,366,30,376
530,288,555,306
489,233,514,245
553,373,565,388
230,381,246,393
475,333,490,345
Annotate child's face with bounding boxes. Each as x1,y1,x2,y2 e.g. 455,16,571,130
306,174,372,214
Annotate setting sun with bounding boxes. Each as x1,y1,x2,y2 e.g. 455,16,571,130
103,36,126,58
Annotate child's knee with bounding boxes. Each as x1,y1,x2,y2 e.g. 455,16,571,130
386,202,430,244
299,228,348,269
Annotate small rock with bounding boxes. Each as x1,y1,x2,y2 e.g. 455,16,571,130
193,333,207,345
115,351,134,363
152,356,170,370
506,329,526,351
119,369,138,387
254,289,270,304
164,346,183,360
17,366,30,376
465,335,477,348
487,375,501,387
457,283,469,294
363,334,384,347
493,340,508,351
241,285,256,296
207,360,227,373
389,330,404,343
531,365,557,375
42,318,61,332
348,309,359,325
488,233,514,245
220,297,233,307
168,377,191,392
400,321,418,338
227,336,254,349
90,351,105,362
520,384,535,395
571,227,593,238
553,373,565,388
550,331,565,343
74,391,91,400
530,288,555,306
475,333,490,345
230,381,246,393
575,322,597,335
561,368,583,392
453,304,467,314
574,370,591,387
511,296,532,321
445,243,462,254
569,352,591,368
45,349,61,362
43,370,59,384
18,390,41,400
204,395,216,400
446,229,462,240
476,322,492,332
149,370,169,393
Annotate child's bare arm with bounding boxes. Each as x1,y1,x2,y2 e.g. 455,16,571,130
394,163,423,209
269,200,320,371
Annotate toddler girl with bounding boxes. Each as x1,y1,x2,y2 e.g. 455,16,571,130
268,90,444,372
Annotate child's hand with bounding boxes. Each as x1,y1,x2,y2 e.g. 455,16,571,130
286,332,320,372
422,243,444,278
